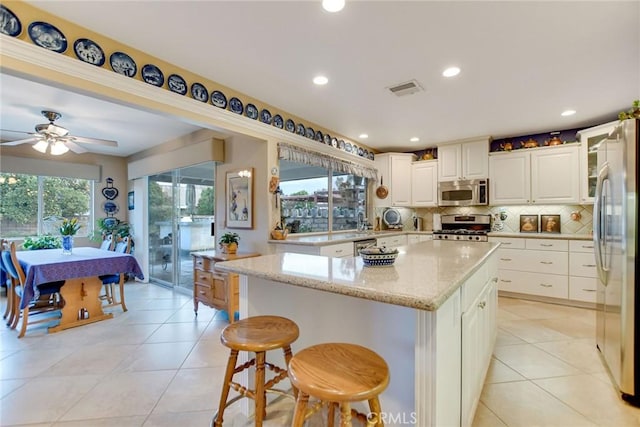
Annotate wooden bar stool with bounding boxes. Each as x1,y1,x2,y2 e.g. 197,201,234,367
288,343,389,427
213,315,299,427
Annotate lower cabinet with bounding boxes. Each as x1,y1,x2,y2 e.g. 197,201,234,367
275,241,353,257
408,234,433,245
376,234,408,248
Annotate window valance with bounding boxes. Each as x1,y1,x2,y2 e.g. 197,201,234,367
278,142,378,180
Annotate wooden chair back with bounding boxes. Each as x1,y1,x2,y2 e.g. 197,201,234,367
7,241,27,286
114,236,132,254
100,232,115,251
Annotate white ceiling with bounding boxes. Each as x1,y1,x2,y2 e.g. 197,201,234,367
2,1,639,157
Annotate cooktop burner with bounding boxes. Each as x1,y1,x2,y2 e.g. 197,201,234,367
433,214,491,242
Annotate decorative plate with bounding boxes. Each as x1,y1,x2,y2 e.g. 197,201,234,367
73,38,105,66
338,139,345,150
190,82,208,102
345,142,352,152
141,64,164,87
331,137,338,147
368,152,375,160
28,21,67,53
102,217,118,229
363,149,369,158
324,134,331,145
0,5,21,37
229,97,244,114
296,123,305,136
315,130,324,142
260,109,272,124
352,143,359,154
383,208,402,226
110,51,137,77
101,186,118,200
211,90,227,108
167,74,187,95
245,103,258,119
102,200,120,215
273,114,284,129
358,147,364,156
285,119,295,133
305,127,315,139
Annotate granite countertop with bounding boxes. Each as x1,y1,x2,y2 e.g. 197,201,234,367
268,230,431,246
488,232,592,241
215,240,500,311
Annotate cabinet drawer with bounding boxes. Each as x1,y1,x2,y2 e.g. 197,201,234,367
489,237,525,249
193,256,213,272
320,242,353,257
497,248,568,275
526,239,568,251
570,252,597,278
377,235,407,248
194,269,212,286
569,240,595,253
194,283,213,301
569,276,597,303
461,263,489,311
497,269,568,299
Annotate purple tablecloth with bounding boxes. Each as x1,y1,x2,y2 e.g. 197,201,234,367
16,247,144,309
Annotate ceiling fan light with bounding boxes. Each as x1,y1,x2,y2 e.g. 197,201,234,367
322,0,345,12
50,140,69,155
32,139,49,153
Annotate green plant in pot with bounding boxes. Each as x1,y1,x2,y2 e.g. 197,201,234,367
22,235,61,250
619,99,640,120
219,232,240,254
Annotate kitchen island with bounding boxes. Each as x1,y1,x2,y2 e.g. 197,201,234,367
215,240,499,426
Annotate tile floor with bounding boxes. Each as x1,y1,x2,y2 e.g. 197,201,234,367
1,284,640,426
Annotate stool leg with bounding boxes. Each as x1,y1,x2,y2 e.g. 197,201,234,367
291,392,309,427
214,349,238,427
328,402,337,427
282,345,298,398
339,402,353,427
368,397,384,427
255,351,266,427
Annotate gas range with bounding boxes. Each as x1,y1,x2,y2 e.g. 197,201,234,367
432,214,491,242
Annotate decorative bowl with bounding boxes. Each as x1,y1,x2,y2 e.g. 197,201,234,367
359,247,399,267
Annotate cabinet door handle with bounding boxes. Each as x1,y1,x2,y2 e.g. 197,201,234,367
582,245,594,249
500,279,512,283
582,264,596,268
582,289,596,292
198,290,206,295
334,249,343,253
478,301,486,309
500,258,512,261
540,244,553,247
501,242,512,245
491,277,498,283
540,261,553,265
539,283,552,288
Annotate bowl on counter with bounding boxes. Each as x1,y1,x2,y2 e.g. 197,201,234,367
359,246,399,267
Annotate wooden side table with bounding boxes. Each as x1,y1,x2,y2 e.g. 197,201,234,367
191,250,259,322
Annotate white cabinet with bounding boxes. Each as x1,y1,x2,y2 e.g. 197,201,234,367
374,153,416,207
407,234,433,245
489,145,580,205
376,234,407,249
569,240,597,303
438,138,489,182
276,241,353,258
411,160,438,206
577,121,617,204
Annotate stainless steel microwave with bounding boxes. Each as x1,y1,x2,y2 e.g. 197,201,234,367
438,179,488,206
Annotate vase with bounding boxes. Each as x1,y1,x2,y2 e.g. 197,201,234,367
62,235,74,255
220,242,237,254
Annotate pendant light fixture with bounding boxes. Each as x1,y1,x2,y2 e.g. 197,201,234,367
322,0,345,13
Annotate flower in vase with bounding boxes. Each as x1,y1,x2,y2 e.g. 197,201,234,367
59,217,81,236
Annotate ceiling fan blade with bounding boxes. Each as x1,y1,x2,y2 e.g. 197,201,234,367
68,135,118,147
62,140,88,154
0,137,42,146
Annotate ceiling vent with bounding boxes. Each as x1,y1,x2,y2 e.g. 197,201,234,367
387,79,424,97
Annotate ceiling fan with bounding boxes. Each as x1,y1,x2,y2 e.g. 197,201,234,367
0,110,118,155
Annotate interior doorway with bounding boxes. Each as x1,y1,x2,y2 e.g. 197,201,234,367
147,162,216,291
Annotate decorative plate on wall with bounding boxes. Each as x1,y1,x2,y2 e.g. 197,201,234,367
141,64,164,87
73,38,105,66
102,200,120,215
246,103,258,119
324,134,331,145
190,82,208,102
28,21,67,53
260,109,272,124
211,90,227,108
331,137,338,147
0,5,21,37
167,74,187,95
285,119,295,133
273,114,284,129
229,97,244,114
296,123,305,136
315,130,324,142
345,142,352,153
110,52,137,77
305,127,315,139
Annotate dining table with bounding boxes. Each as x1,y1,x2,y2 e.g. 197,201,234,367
15,246,143,333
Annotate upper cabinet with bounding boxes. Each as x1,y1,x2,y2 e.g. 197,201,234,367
489,145,580,205
577,121,617,204
411,160,438,207
374,153,416,207
438,138,490,182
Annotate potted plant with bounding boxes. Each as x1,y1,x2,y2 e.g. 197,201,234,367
22,235,61,250
59,217,81,254
219,232,240,254
619,99,640,120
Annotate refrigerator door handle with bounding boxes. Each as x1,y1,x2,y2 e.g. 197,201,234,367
593,162,609,285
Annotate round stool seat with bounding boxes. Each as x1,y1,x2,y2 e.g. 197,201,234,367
288,343,389,402
221,315,299,353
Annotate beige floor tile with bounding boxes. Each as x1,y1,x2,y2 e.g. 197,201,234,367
472,401,508,427
43,344,139,377
537,316,597,340
493,343,582,379
180,339,231,369
120,309,177,325
499,318,574,343
498,298,591,320
534,374,640,426
485,357,526,383
480,381,596,427
534,338,606,374
52,416,146,426
495,327,526,347
167,306,217,323
115,341,197,372
151,367,222,414
144,322,209,343
0,378,26,399
143,410,214,427
0,347,74,380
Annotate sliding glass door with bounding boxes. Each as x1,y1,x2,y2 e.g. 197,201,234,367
148,162,215,291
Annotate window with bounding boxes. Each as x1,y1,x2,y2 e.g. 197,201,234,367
0,173,93,238
279,160,367,233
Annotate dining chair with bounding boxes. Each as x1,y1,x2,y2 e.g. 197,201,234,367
99,235,132,312
1,239,16,326
5,241,65,338
99,232,116,251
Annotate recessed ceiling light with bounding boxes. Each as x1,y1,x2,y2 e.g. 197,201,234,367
442,67,461,77
410,137,420,142
359,134,368,139
322,0,345,12
561,109,576,116
313,75,328,85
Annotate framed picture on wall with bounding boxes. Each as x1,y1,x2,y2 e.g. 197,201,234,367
519,214,539,233
226,168,253,229
541,214,561,233
128,191,134,210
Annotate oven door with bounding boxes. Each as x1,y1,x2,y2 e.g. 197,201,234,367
438,181,477,206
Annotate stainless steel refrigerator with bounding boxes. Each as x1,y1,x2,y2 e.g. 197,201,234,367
594,118,639,405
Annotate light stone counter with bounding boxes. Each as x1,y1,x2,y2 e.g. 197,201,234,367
216,240,499,311
267,230,412,246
